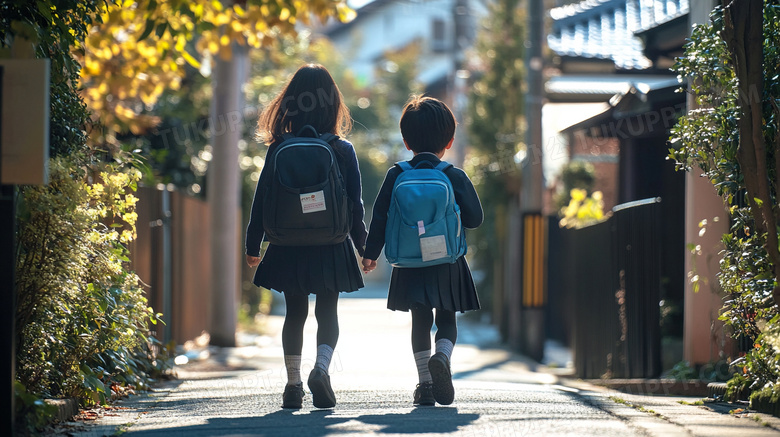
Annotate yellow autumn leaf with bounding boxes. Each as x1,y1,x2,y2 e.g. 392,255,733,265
214,12,231,26
77,0,349,142
570,188,586,202
337,3,356,22
207,38,219,53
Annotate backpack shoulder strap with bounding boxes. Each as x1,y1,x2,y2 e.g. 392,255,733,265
435,161,453,172
396,161,413,172
319,133,338,144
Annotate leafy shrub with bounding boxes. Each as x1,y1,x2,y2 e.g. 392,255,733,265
0,2,103,158
553,161,596,210
3,1,172,430
750,383,780,416
14,382,57,435
668,3,780,398
15,156,167,405
558,189,609,229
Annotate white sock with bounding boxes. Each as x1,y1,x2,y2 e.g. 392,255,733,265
284,355,302,385
315,344,334,372
435,339,454,360
414,350,433,383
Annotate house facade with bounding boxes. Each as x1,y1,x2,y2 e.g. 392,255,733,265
544,0,731,376
321,0,486,95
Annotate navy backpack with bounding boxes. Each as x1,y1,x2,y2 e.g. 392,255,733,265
262,125,352,246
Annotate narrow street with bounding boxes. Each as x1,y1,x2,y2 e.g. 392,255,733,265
70,282,780,437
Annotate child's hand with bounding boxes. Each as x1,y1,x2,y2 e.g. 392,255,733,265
246,255,262,268
362,258,377,274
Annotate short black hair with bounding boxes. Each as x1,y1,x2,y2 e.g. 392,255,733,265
399,95,457,154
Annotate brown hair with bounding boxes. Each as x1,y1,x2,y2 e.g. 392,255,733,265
399,95,457,154
257,64,352,144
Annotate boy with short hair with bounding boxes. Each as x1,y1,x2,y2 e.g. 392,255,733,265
362,95,483,405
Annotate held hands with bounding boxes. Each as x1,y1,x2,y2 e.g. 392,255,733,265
361,258,377,274
246,254,262,268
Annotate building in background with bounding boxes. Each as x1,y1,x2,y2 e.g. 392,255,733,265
544,0,690,210
543,0,721,377
321,0,487,99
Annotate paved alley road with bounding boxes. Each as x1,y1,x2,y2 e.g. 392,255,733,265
116,380,635,436
72,282,780,437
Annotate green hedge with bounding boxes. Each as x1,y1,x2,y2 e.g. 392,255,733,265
669,1,780,409
14,157,172,433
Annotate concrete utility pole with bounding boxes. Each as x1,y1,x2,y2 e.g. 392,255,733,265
682,0,729,367
208,41,247,347
451,0,470,168
517,0,545,360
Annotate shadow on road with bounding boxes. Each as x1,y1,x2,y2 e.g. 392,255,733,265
126,406,479,436
451,357,518,380
351,406,479,434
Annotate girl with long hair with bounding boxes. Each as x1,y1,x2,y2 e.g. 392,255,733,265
246,64,367,409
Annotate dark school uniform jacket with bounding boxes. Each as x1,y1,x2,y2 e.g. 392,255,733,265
364,152,483,261
245,138,368,257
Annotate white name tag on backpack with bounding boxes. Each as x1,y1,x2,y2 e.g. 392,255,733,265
300,190,326,213
420,235,448,262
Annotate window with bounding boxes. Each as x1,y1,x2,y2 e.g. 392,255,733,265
431,18,448,52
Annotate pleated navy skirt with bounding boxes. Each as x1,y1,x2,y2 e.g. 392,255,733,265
253,239,364,295
387,256,480,313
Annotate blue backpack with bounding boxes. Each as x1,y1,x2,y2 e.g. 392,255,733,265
384,160,467,268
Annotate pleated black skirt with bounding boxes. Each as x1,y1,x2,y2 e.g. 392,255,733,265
253,239,364,295
387,256,480,313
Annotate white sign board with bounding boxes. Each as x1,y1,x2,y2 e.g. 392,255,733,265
0,59,50,185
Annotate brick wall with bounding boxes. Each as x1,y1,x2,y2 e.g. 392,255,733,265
568,132,620,211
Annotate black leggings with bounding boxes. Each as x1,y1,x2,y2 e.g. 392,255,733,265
410,307,457,353
282,292,339,355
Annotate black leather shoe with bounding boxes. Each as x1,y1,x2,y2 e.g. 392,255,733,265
428,353,454,405
282,383,304,409
413,382,435,406
307,368,336,408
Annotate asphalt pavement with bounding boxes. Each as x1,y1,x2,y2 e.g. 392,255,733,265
58,281,780,437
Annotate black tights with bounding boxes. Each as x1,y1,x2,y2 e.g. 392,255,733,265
281,292,339,355
410,307,457,353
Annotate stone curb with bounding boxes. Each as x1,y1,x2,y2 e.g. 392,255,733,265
44,398,79,423
558,376,780,436
583,378,709,397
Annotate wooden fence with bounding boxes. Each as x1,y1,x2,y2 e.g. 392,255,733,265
129,186,228,345
548,197,663,378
